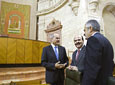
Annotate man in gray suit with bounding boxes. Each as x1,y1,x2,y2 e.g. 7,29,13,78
68,35,85,74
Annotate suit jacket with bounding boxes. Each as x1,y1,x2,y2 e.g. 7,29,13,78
71,45,86,73
82,33,114,85
41,45,69,83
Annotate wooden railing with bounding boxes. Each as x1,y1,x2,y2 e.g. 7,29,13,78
0,37,50,64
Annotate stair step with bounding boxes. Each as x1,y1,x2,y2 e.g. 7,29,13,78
0,67,45,84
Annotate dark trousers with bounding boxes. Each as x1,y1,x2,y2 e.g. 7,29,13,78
50,83,64,85
50,81,64,85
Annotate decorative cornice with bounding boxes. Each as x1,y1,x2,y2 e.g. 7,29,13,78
89,0,98,4
36,0,68,16
45,25,62,33
45,19,62,33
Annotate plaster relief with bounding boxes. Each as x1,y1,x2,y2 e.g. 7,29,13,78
45,18,62,43
88,0,99,14
69,0,80,16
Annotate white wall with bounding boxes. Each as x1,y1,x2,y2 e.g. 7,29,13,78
38,0,88,57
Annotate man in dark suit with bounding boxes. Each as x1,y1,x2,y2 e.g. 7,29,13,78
82,19,114,85
41,33,69,85
67,35,85,81
68,35,85,73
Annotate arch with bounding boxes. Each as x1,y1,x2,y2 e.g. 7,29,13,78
97,1,115,35
101,2,115,62
99,1,115,17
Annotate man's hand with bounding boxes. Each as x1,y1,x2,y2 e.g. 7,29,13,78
67,65,78,71
59,63,67,68
55,61,67,69
55,61,60,69
71,66,78,71
67,65,72,70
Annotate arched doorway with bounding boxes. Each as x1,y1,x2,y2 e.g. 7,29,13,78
102,5,115,61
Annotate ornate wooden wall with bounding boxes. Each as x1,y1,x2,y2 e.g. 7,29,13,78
0,37,49,64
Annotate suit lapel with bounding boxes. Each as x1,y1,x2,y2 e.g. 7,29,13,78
49,45,57,60
73,50,77,65
58,46,61,60
76,46,85,65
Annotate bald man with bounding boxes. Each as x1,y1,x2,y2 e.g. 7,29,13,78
68,35,86,79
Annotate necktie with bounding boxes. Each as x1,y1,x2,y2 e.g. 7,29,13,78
76,49,80,61
54,46,59,60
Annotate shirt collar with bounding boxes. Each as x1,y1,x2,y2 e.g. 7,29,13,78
51,43,58,48
77,45,84,51
91,32,98,36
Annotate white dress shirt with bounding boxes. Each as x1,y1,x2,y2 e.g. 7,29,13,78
51,44,59,55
